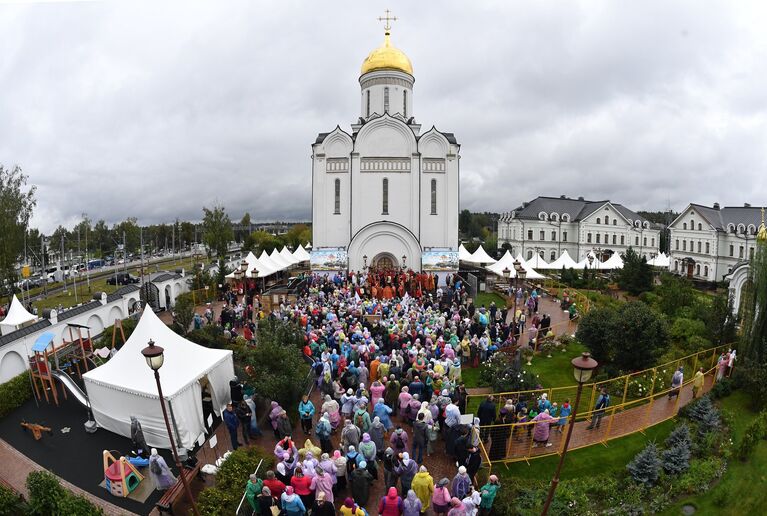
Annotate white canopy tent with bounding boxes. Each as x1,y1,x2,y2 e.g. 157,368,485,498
269,248,294,270
0,295,37,335
259,250,285,274
526,253,550,270
458,243,473,262
292,244,311,262
648,253,671,268
279,246,301,265
83,309,234,450
600,252,625,270
546,250,580,270
487,251,547,279
575,252,603,270
467,245,497,265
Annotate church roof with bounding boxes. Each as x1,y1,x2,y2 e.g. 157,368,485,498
360,30,413,76
511,196,649,224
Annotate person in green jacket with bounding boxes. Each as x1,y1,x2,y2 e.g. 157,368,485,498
479,475,500,514
246,473,263,512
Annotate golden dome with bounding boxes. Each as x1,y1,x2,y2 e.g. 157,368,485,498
361,31,413,76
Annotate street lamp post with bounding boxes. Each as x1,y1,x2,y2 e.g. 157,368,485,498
402,254,407,271
363,255,368,271
141,340,201,516
541,352,599,515
512,259,526,322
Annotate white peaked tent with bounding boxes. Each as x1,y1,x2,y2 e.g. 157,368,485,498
487,251,547,279
458,243,473,262
648,253,670,268
468,245,497,264
270,249,294,270
526,254,550,270
259,250,284,273
292,244,311,262
575,252,603,269
279,247,300,265
83,309,234,449
546,251,580,270
0,295,37,335
600,253,625,270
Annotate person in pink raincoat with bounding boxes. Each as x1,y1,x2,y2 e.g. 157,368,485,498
532,409,555,448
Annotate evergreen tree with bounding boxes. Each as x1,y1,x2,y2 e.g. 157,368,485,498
627,442,662,486
686,396,721,435
664,423,692,449
662,442,691,475
616,247,653,295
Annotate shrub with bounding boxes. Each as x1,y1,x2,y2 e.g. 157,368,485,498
198,446,274,516
25,471,102,516
479,352,537,393
96,317,137,349
733,410,767,460
171,294,196,336
673,457,726,495
187,325,229,349
0,483,26,515
665,423,692,449
710,377,733,399
627,442,662,486
0,373,33,419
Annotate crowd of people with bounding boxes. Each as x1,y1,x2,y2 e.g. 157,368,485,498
225,270,548,515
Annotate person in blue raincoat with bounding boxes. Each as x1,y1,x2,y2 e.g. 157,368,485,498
373,398,394,430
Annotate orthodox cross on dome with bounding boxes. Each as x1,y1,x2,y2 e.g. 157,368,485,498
377,9,398,33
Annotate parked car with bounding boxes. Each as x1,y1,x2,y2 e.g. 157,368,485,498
106,273,140,286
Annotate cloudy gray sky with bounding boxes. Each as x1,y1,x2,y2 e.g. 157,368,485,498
1,0,766,233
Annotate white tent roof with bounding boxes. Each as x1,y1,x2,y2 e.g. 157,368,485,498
270,248,294,270
526,253,550,269
486,251,546,279
83,309,234,449
279,246,300,265
600,252,624,270
0,295,37,333
575,252,603,269
458,243,473,262
259,250,285,273
546,250,580,270
292,244,311,262
648,252,670,267
468,245,497,264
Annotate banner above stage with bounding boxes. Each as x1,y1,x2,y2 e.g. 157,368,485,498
421,249,459,271
311,249,349,271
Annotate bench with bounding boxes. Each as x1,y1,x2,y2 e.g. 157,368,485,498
155,461,202,514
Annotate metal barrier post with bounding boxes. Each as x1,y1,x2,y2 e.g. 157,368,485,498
621,375,630,405
586,383,597,421
643,368,658,430
602,405,617,444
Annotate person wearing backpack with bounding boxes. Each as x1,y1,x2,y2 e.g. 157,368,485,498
148,448,176,490
378,486,404,516
316,412,333,454
390,426,409,454
587,387,610,430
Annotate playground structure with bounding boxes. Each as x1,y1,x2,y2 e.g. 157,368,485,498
28,324,97,406
20,421,52,441
103,450,144,498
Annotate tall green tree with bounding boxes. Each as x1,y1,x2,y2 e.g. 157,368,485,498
0,165,36,300
741,225,767,362
113,218,141,253
179,221,195,247
202,204,233,258
616,247,653,295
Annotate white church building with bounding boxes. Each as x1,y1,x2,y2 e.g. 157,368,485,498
311,20,460,272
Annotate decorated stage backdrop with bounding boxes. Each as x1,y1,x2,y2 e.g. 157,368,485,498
422,249,459,272
311,249,348,271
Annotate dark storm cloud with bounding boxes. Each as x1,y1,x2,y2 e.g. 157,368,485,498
0,0,765,233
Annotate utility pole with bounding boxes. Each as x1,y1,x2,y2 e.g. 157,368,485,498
41,235,47,296
123,231,127,274
84,214,91,292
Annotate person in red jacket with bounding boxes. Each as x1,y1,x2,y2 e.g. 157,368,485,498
290,466,314,510
378,486,404,516
263,470,286,499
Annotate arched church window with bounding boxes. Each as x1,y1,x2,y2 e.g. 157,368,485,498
366,90,370,118
382,178,389,214
384,87,390,113
403,90,407,118
431,179,437,215
334,179,341,214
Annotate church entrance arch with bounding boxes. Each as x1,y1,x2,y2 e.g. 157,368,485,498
372,253,397,271
348,221,421,272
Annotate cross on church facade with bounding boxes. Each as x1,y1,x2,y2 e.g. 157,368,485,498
377,9,397,32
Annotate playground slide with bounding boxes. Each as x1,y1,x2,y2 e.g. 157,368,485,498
50,370,91,409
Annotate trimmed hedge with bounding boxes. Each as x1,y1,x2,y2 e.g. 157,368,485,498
198,446,275,516
0,372,33,419
26,471,103,515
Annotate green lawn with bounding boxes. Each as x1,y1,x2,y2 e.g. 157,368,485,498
475,292,508,309
462,366,482,388
524,341,587,389
661,391,765,515
497,417,677,482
